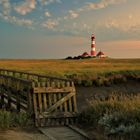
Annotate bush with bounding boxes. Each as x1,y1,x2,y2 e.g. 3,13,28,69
82,80,93,87
94,78,104,86
99,113,140,139
78,107,100,127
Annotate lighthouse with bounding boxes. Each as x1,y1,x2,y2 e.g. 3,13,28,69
91,34,96,56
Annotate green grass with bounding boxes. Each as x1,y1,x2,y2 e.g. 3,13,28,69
0,111,31,129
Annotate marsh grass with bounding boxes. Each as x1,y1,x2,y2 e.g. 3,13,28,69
79,94,140,140
0,111,30,129
0,59,139,86
0,58,139,77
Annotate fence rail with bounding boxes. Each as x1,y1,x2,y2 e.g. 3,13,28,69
0,68,71,82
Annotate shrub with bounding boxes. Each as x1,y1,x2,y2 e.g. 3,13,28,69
79,94,140,140
94,78,104,86
78,107,100,127
82,80,93,87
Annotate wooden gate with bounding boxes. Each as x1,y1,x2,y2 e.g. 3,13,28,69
32,81,77,127
0,69,78,127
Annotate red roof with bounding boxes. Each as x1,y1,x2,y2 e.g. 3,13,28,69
97,51,105,56
81,52,89,57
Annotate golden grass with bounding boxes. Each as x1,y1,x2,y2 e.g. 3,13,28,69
0,58,139,77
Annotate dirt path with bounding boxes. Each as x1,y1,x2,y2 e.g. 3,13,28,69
0,128,49,140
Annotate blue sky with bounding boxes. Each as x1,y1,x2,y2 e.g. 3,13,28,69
0,0,140,58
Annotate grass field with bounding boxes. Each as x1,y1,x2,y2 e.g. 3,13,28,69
0,58,139,78
0,59,139,139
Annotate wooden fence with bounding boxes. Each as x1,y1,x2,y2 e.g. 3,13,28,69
0,69,77,127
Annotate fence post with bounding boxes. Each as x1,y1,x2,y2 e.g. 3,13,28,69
27,88,33,113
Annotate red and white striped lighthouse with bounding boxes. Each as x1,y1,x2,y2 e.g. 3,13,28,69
91,34,96,56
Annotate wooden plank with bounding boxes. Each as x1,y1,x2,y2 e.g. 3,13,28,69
37,82,43,113
68,97,72,112
39,126,87,140
66,81,70,87
38,93,43,113
66,80,73,112
46,92,75,113
52,82,57,110
56,82,63,111
60,82,65,112
51,81,55,88
46,81,51,108
27,89,32,112
73,94,77,112
48,94,52,107
39,128,57,140
43,93,47,111
58,93,63,111
41,112,77,118
33,87,74,93
53,94,57,104
64,98,68,112
41,80,47,112
64,82,71,112
68,125,90,140
33,93,37,116
4,95,28,111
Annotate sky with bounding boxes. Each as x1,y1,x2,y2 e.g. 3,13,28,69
0,0,140,59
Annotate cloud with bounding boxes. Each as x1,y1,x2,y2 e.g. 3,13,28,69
42,19,59,29
10,16,32,26
44,11,51,17
94,16,140,41
68,10,79,19
64,10,79,20
102,16,140,33
63,0,127,22
86,0,127,10
14,0,36,15
76,0,127,13
0,0,33,28
0,0,11,16
0,14,33,28
39,0,61,6
8,16,33,26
